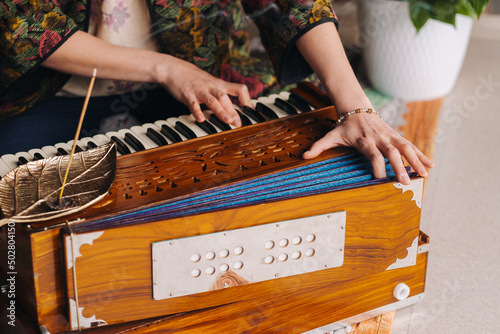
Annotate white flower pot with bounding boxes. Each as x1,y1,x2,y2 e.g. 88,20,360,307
358,0,474,101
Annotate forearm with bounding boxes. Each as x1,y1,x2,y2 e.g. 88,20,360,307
42,31,168,84
296,22,372,115
42,30,250,127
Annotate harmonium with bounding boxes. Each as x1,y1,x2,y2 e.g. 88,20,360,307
0,83,430,333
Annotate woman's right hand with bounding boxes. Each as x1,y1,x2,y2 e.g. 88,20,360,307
43,31,251,127
155,56,252,128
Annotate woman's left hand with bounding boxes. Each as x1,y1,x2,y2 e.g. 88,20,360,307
302,111,434,185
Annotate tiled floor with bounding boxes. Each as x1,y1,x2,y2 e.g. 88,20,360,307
391,15,500,334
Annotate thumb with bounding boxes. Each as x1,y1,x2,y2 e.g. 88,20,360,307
302,130,342,160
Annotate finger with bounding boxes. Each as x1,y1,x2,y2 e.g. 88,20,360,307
414,146,435,169
187,97,205,123
355,138,387,179
218,92,242,127
226,82,252,107
203,92,236,125
398,142,429,177
382,144,410,185
302,131,341,159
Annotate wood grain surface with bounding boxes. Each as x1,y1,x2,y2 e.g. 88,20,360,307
0,88,440,334
27,175,422,332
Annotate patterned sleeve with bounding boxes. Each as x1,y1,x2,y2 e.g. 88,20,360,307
241,0,338,86
0,0,84,117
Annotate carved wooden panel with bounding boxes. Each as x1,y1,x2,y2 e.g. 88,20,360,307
29,107,343,230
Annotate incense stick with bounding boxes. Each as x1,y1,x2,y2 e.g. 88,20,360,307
59,68,97,203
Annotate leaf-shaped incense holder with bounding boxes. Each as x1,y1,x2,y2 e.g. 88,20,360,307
0,143,116,224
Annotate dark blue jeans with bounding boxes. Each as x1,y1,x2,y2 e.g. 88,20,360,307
0,85,189,155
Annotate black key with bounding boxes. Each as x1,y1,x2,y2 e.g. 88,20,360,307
73,145,83,153
237,112,253,126
174,121,197,139
110,136,131,155
274,98,298,115
288,92,312,112
256,102,279,120
160,124,183,143
195,121,218,135
33,153,44,160
209,114,231,131
86,141,98,149
56,147,68,156
146,128,168,146
242,106,265,123
124,132,146,151
17,156,29,166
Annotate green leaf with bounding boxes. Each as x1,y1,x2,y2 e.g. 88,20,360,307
405,0,491,31
467,0,490,17
409,1,433,31
457,0,476,16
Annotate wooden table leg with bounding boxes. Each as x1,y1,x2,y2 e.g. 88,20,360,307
351,311,395,334
398,98,444,163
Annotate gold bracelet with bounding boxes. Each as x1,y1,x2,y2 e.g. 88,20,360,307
336,108,385,125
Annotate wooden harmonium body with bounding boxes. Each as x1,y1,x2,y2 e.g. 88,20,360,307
0,97,429,333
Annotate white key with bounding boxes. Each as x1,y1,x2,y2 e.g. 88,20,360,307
0,158,11,177
117,128,146,152
167,115,208,138
0,154,18,172
142,123,175,145
91,134,111,147
284,92,316,112
279,91,291,100
233,105,257,125
105,131,136,155
41,145,58,158
67,140,86,153
202,110,236,131
79,137,100,150
14,152,32,166
179,114,215,137
28,148,48,161
130,125,159,149
54,142,73,156
254,97,290,118
154,120,188,143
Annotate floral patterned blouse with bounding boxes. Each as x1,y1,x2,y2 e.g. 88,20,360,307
58,0,161,96
0,0,338,121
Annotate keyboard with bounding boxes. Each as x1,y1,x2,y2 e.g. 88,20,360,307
0,91,316,177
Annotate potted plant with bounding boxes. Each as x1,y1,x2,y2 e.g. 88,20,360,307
357,0,491,101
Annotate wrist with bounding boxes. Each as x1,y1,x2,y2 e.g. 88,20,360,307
323,81,373,117
332,94,373,117
335,108,385,125
151,55,171,86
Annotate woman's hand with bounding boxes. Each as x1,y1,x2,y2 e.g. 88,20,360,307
43,31,251,127
156,57,252,128
296,22,434,185
303,112,434,185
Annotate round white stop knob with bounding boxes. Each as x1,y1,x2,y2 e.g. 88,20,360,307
264,256,274,264
393,283,410,301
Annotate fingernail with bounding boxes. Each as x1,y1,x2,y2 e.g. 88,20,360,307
402,174,410,184
419,168,428,176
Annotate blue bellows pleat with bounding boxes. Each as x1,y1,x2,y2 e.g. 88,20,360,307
83,152,400,229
